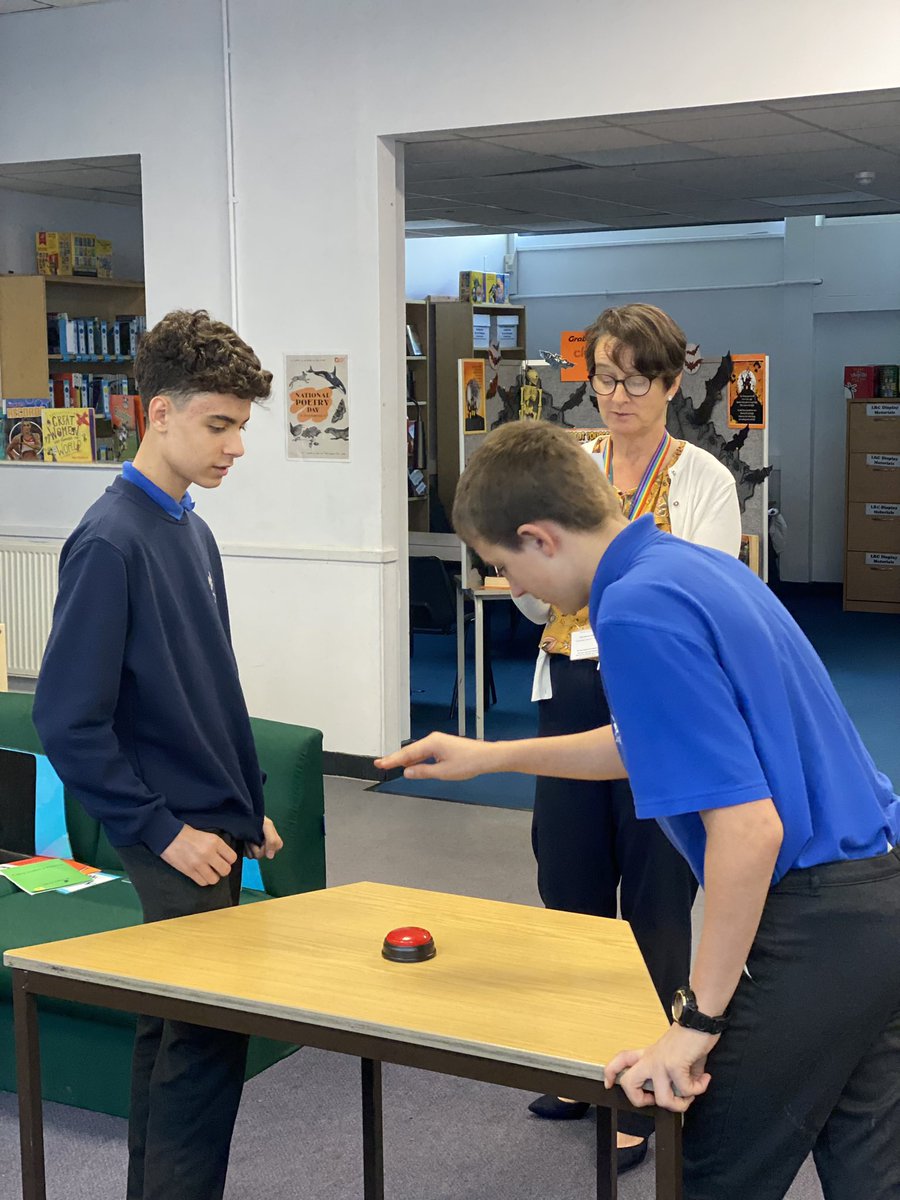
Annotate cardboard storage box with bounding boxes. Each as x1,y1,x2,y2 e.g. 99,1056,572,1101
848,401,900,453
844,551,900,603
495,314,519,349
846,502,900,554
847,452,900,502
472,312,491,349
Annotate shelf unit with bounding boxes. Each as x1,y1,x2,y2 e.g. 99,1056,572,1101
843,396,900,613
405,300,435,533
433,300,527,523
0,274,145,468
0,274,145,400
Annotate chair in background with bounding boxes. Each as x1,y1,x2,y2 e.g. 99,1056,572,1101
409,556,496,716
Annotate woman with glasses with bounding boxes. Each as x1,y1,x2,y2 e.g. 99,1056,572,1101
517,303,740,1172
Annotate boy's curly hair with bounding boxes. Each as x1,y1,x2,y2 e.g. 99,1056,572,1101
134,309,272,406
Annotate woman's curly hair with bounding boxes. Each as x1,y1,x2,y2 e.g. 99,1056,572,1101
134,309,272,406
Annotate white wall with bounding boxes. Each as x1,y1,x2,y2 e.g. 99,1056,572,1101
405,234,506,300
3,0,900,754
0,186,144,280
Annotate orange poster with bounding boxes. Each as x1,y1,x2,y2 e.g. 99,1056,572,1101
560,331,589,382
728,355,767,430
460,358,486,434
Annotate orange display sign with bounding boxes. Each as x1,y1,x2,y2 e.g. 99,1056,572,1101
727,355,767,430
289,386,333,424
560,331,589,382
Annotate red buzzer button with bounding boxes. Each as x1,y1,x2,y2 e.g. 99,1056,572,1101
382,926,436,963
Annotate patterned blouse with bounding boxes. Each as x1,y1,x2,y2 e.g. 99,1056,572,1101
540,433,686,656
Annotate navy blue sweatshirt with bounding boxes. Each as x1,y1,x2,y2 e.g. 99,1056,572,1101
34,475,265,854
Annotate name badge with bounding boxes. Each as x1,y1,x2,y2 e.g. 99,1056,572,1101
569,627,599,661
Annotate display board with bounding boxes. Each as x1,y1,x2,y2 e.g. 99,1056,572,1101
458,353,771,583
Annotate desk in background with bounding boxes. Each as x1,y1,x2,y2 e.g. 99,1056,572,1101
456,584,512,739
9,881,682,1200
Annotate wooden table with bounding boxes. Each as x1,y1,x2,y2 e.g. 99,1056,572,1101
7,882,681,1199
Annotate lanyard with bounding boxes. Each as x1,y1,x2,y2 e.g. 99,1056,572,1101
598,431,671,520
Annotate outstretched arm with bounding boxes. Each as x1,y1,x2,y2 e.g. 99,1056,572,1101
375,725,626,782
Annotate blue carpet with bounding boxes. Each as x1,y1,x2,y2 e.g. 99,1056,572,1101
377,589,899,810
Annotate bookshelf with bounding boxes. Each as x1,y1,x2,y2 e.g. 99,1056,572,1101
0,274,145,467
405,300,434,533
433,299,527,524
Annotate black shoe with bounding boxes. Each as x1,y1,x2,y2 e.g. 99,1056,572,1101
527,1094,590,1120
617,1138,648,1174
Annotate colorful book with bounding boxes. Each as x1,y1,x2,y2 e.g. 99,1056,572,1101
110,393,141,459
5,398,52,417
0,855,118,895
4,416,44,461
42,407,97,463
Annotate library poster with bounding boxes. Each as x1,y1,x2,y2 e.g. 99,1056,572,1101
460,358,486,434
559,331,589,382
727,355,767,430
285,354,350,461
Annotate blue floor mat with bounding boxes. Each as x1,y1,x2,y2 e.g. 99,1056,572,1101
377,589,900,810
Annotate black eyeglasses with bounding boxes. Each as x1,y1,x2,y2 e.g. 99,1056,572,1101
589,372,655,398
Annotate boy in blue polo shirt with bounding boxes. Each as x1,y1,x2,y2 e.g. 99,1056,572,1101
377,421,900,1200
34,309,282,1200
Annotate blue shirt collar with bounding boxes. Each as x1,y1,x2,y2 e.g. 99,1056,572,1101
121,461,195,520
589,514,659,620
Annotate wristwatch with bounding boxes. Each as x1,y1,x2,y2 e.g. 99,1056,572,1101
671,986,729,1035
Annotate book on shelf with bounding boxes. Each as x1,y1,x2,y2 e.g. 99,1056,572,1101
406,324,423,357
3,414,44,461
42,407,97,463
110,393,143,459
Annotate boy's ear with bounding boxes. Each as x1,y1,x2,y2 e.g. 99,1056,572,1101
147,394,171,431
517,521,561,557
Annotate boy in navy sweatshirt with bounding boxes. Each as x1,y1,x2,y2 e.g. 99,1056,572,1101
34,309,282,1200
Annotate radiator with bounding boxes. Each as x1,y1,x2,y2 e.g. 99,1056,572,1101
0,540,61,678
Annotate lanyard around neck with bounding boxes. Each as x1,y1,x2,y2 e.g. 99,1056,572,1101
599,431,671,520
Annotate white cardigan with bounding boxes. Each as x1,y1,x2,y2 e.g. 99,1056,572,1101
516,439,742,701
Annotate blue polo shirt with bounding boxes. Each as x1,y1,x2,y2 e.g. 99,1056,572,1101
589,516,899,885
121,461,195,519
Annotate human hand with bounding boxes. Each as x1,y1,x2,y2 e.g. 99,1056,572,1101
245,817,283,860
374,732,503,781
161,825,237,886
603,1023,717,1113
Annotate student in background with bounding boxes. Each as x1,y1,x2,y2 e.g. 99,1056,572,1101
34,309,282,1200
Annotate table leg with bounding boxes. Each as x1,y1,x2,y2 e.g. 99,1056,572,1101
475,595,484,740
456,586,466,737
361,1058,384,1200
654,1110,683,1200
13,972,46,1200
596,1104,617,1200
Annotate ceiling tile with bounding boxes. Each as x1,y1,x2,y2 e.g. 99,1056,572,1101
622,111,814,142
562,143,717,168
0,0,50,11
766,89,900,111
614,103,772,125
691,130,856,158
482,127,665,156
794,101,900,132
453,117,611,139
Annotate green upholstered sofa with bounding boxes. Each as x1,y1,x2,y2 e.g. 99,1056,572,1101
0,690,326,1117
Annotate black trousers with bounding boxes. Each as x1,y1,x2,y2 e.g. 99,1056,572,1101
116,835,249,1200
683,847,900,1200
532,655,698,1136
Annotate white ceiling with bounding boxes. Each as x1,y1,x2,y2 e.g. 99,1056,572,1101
0,154,141,206
404,89,900,236
0,0,116,14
